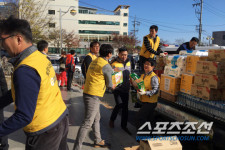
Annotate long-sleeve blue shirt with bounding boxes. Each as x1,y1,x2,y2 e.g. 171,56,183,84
0,66,41,137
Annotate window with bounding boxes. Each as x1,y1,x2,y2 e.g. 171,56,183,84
79,20,120,26
123,32,127,36
79,30,119,35
124,13,128,16
79,9,88,14
123,23,127,27
48,10,55,15
223,35,225,40
49,23,55,28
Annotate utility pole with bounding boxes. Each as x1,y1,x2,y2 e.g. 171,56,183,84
131,16,140,47
193,0,203,45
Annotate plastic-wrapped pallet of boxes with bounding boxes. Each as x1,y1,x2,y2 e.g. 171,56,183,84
164,55,187,77
179,49,208,56
190,49,225,100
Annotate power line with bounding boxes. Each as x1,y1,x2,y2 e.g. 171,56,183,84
204,2,225,15
204,5,225,18
129,16,195,33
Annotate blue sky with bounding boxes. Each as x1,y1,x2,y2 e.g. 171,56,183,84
79,0,225,45
2,0,225,45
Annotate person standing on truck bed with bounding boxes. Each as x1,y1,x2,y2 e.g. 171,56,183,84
176,37,199,54
81,41,100,79
139,25,162,74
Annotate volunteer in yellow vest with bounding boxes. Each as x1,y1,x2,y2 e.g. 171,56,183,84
139,25,162,73
135,59,160,131
109,47,132,135
0,16,69,150
74,44,113,150
81,41,100,79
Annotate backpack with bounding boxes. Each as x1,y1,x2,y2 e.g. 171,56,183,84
66,55,75,72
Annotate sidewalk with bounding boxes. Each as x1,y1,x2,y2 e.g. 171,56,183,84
4,85,138,150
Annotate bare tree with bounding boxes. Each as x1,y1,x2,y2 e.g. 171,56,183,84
112,33,140,53
63,30,80,50
3,0,53,43
174,38,185,45
160,38,169,45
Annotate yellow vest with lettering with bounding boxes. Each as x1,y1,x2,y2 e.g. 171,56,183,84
111,61,131,72
11,50,66,133
140,35,160,58
87,52,97,61
83,57,109,97
140,72,160,103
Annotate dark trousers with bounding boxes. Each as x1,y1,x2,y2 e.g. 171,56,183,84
0,109,8,150
139,56,146,74
25,116,69,150
67,71,74,90
136,102,157,131
110,91,129,128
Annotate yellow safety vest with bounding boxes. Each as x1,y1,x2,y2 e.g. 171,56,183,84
111,61,131,72
11,50,66,133
140,35,160,58
83,57,109,97
140,72,160,103
87,52,97,61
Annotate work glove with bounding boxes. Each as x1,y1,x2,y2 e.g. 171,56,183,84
138,89,146,95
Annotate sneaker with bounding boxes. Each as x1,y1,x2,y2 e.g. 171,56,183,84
122,127,132,136
94,140,111,148
109,120,114,128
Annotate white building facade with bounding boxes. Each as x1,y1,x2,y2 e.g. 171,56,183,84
43,0,129,52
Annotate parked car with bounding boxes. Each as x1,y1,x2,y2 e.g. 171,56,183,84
79,55,86,63
49,57,81,75
50,57,60,73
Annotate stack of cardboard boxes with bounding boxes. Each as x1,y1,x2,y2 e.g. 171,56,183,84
179,55,208,95
160,55,187,102
191,49,225,100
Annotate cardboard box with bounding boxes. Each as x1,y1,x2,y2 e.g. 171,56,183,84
208,49,225,61
196,61,225,75
180,74,194,94
155,56,166,70
191,85,221,100
186,55,208,75
140,136,182,150
160,91,177,102
124,145,140,150
112,71,123,89
140,140,150,150
202,86,221,100
191,84,204,98
160,74,181,95
194,73,225,89
130,73,145,92
164,66,185,77
222,89,225,101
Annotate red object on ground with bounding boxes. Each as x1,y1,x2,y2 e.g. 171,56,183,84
59,71,67,86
